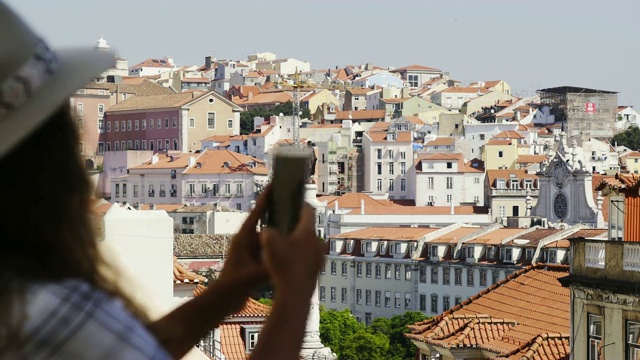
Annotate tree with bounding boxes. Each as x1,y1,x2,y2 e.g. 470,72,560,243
319,308,365,357
339,330,389,360
239,101,311,135
257,298,272,306
612,126,640,151
369,311,428,360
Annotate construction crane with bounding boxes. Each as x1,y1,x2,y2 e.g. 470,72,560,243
274,67,306,146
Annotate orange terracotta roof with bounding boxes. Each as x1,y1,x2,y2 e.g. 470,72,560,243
390,64,442,72
248,125,274,138
516,155,548,164
483,80,502,88
335,109,385,120
406,264,570,359
425,137,455,147
132,152,193,170
381,97,411,103
183,149,267,175
486,169,538,188
108,92,196,112
430,227,483,244
173,257,206,284
130,58,174,69
503,229,564,246
621,151,640,158
324,192,392,208
486,139,513,145
545,229,607,249
493,130,524,139
346,206,489,215
441,86,489,94
307,123,343,128
234,92,292,106
202,134,233,142
182,77,209,83
595,172,640,191
331,227,439,241
229,298,271,318
347,87,375,95
465,228,527,245
403,116,425,125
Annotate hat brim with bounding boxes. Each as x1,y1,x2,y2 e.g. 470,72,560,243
0,48,114,159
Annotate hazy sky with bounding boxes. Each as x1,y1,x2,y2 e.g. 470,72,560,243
6,0,640,105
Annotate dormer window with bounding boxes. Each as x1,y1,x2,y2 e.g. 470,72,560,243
242,325,262,354
510,179,520,189
346,241,353,253
430,245,438,258
486,246,495,259
501,248,513,262
388,133,396,141
549,250,557,263
366,242,372,253
330,241,336,252
524,179,533,189
526,248,534,260
466,246,474,259
496,179,506,189
395,243,402,254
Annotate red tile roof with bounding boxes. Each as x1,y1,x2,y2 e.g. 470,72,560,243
183,149,268,175
516,155,548,164
390,64,442,72
465,228,528,245
322,192,392,208
346,206,489,215
493,130,524,139
425,137,455,147
406,265,570,360
335,109,385,121
331,227,439,241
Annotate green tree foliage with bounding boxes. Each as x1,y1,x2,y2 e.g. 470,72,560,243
239,101,311,135
320,308,428,360
339,330,389,360
319,308,365,357
257,298,272,306
612,126,640,151
369,311,428,360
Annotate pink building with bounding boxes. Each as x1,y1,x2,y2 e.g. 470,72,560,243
101,90,242,153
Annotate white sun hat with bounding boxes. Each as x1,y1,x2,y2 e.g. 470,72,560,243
0,2,114,159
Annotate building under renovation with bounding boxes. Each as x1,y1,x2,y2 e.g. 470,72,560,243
537,86,618,138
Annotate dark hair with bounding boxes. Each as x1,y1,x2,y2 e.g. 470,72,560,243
0,105,147,350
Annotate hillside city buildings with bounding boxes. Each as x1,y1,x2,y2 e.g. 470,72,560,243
74,36,640,360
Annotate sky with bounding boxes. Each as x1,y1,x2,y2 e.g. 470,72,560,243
6,0,640,105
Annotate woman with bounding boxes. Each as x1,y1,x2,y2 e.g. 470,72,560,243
0,3,325,359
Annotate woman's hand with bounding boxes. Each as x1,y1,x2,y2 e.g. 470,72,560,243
215,186,272,302
259,204,325,297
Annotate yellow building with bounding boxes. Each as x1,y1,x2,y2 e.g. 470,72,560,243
301,89,340,117
486,169,538,221
482,131,528,170
621,151,640,174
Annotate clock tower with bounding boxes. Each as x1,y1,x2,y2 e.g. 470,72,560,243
532,137,602,226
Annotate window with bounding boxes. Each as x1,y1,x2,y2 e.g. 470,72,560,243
443,295,450,311
385,292,391,307
106,121,111,132
474,177,480,184
431,246,438,259
375,291,381,307
172,118,177,128
446,162,452,169
247,332,259,351
385,264,391,279
419,266,427,283
127,120,132,131
106,142,111,151
446,194,452,203
388,149,393,159
356,263,362,277
446,177,453,189
365,313,372,326
236,183,243,196
430,294,438,314
330,261,336,275
356,289,362,304
341,288,347,303
341,262,347,276
408,74,419,87
227,119,233,129
395,292,401,308
135,140,140,150
388,162,394,175
388,179,394,191
455,268,462,285
419,294,427,311
442,267,451,285
467,268,474,287
114,183,120,198
401,179,406,191
377,179,382,191
76,103,83,116
400,162,406,175
492,270,500,285
366,263,372,278
375,264,381,278
142,119,146,130
479,269,487,286
189,118,195,128
164,118,169,128
405,265,412,281
77,118,84,132
394,264,401,280
330,287,336,302
627,320,640,360
97,142,104,154
455,296,462,306
427,177,434,190
549,250,557,263
431,267,438,284
366,290,371,306
135,120,139,130
499,205,506,218
121,121,125,132
466,246,474,259
376,149,382,159
588,314,602,360
127,140,132,150
377,162,382,175
502,248,513,262
498,151,503,158
480,134,485,140
114,141,119,151
320,286,325,301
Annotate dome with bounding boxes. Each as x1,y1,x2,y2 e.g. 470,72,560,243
94,35,110,51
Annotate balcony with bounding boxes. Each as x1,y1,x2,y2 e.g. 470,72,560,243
491,188,539,196
566,239,640,286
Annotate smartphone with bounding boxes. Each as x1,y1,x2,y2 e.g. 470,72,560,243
265,146,313,235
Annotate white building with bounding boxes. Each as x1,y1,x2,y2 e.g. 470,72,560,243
616,106,640,130
362,120,414,199
414,153,485,207
431,87,488,110
129,57,177,77
254,57,311,75
111,149,269,211
461,121,520,160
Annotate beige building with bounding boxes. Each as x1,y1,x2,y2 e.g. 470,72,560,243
486,169,539,221
460,90,517,115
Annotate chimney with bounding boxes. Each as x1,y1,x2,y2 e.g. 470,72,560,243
189,156,196,167
334,200,339,212
151,155,159,164
196,162,202,169
134,202,141,210
150,204,156,210
450,201,454,215
360,199,365,215
223,161,231,168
